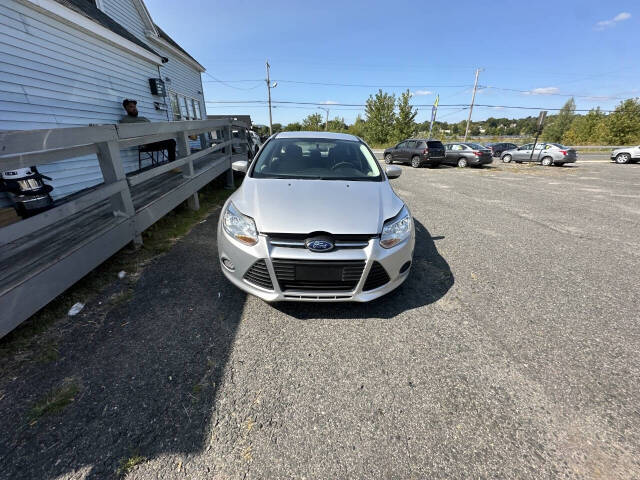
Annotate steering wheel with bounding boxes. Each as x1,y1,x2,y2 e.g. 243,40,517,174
331,161,354,170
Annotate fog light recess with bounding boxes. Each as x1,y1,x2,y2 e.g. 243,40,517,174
399,261,411,274
222,258,235,271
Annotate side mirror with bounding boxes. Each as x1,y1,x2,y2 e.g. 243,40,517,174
385,165,402,179
232,160,248,174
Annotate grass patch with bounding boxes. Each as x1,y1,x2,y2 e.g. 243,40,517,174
117,454,146,477
28,378,80,422
0,177,237,361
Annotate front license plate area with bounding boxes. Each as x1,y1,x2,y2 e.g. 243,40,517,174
295,265,341,282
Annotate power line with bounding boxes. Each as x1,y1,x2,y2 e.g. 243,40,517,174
203,73,263,90
273,80,475,88
204,99,614,112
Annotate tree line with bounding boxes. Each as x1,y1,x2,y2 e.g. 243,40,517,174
253,90,640,146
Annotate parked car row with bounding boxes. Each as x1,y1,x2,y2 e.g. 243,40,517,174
383,139,493,168
383,138,582,169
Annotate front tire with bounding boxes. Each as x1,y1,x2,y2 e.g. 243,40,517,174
615,153,631,164
502,154,512,163
457,158,468,168
384,154,393,164
541,156,553,166
411,156,422,168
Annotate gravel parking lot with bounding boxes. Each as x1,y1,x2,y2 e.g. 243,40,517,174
1,161,639,479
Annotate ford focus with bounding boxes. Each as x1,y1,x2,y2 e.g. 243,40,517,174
217,132,415,302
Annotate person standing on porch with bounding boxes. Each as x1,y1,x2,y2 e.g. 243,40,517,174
119,99,176,162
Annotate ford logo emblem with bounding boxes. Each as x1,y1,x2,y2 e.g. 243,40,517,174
305,237,334,252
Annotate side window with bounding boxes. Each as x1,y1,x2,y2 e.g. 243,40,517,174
416,141,426,148
452,144,462,151
179,96,189,119
170,93,181,120
406,141,417,149
397,141,407,148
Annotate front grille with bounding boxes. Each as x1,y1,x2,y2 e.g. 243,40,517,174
267,233,374,249
272,260,366,291
243,260,274,290
363,262,391,291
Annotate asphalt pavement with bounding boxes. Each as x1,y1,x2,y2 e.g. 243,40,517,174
1,161,639,479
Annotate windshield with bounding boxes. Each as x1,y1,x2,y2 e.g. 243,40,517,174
251,138,382,181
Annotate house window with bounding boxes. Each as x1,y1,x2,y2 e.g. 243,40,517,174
179,96,189,119
170,93,181,120
170,92,203,121
192,99,201,120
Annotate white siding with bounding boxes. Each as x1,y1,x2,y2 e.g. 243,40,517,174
0,0,168,202
99,0,148,41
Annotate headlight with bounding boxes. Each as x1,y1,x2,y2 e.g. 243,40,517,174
223,202,258,246
380,206,412,249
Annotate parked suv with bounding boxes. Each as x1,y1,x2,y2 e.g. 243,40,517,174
485,142,517,158
384,139,445,168
610,145,640,164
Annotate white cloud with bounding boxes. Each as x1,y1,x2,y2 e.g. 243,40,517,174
595,12,631,30
524,87,559,95
412,90,433,96
321,100,338,105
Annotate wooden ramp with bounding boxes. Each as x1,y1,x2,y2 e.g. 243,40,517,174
0,119,249,337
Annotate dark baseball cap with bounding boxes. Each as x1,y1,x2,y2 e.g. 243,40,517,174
122,98,137,107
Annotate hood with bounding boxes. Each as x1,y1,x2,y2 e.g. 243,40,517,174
231,178,404,234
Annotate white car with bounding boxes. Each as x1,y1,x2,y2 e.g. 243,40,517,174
611,145,640,164
217,131,415,302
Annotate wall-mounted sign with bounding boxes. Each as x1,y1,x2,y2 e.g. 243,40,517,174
149,78,166,97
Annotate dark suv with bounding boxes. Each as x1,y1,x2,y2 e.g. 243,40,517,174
384,139,445,168
485,142,517,158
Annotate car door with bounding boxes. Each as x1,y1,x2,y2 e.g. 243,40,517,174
634,145,640,159
445,144,461,165
405,141,418,161
393,141,407,162
514,144,532,161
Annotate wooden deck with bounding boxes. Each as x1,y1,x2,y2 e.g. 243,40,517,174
0,119,249,337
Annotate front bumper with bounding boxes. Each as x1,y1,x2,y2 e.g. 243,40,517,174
217,225,415,302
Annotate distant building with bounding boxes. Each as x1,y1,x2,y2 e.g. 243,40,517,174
0,0,207,203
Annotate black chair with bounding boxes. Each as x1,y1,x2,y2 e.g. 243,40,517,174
138,144,168,170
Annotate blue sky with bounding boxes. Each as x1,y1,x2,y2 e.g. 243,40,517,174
146,0,638,126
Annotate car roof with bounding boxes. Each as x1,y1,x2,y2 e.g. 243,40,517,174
274,131,360,141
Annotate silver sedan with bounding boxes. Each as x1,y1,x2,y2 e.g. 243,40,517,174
217,132,415,302
502,143,577,165
610,145,640,164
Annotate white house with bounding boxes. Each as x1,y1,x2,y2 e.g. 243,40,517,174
0,0,208,204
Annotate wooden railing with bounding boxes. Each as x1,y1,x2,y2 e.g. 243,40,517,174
0,118,250,337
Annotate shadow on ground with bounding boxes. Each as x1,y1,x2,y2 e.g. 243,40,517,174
274,220,454,319
0,208,245,479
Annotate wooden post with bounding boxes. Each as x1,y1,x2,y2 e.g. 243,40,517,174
96,141,141,244
225,122,234,189
176,131,199,210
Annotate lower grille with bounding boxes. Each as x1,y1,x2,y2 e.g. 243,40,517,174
272,260,366,291
243,260,274,290
363,262,391,291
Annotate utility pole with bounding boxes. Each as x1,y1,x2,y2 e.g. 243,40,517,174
265,60,277,135
318,107,330,131
464,68,482,141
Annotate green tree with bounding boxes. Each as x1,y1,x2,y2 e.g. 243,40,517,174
271,123,283,134
327,116,347,132
394,89,417,141
543,98,576,142
347,115,367,138
600,99,640,145
283,122,302,131
562,108,606,145
301,113,323,131
364,89,396,144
